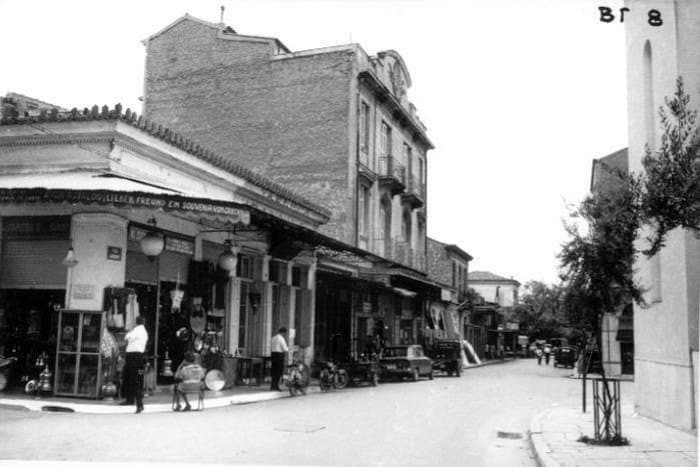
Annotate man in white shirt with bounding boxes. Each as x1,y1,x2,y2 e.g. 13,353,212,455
270,327,288,391
122,316,148,413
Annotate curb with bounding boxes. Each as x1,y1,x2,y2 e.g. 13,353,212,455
0,386,322,414
528,409,560,467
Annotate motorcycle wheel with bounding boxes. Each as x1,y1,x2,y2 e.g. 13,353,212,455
455,367,461,378
319,369,330,391
335,370,349,389
0,372,7,392
24,379,37,394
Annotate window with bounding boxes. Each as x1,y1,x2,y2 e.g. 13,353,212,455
452,261,456,288
358,184,371,237
359,101,370,154
380,122,392,157
403,143,412,174
418,157,425,185
402,209,412,245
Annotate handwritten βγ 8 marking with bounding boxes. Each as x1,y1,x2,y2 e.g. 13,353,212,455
598,6,663,26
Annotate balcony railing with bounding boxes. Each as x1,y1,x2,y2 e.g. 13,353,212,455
377,156,406,195
401,175,425,208
374,238,426,272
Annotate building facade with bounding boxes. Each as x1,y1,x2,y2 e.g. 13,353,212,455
0,104,364,394
140,15,440,362
625,0,700,430
426,237,474,364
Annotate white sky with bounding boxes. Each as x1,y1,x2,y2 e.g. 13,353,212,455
0,0,628,286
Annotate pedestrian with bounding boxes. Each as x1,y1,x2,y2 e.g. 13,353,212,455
270,327,288,391
122,315,148,413
535,347,543,365
544,344,551,365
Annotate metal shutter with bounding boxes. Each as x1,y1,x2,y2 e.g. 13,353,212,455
0,239,69,289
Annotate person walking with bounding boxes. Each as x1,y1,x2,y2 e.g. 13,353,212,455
270,327,288,391
122,316,148,413
535,347,543,365
544,344,552,365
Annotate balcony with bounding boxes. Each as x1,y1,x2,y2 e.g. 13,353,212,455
401,175,425,208
376,238,426,272
377,156,406,195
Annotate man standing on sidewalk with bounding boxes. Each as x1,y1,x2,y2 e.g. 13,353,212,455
270,327,288,391
122,316,148,413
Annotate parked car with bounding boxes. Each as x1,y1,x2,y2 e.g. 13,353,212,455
554,346,578,368
429,339,462,377
379,345,433,382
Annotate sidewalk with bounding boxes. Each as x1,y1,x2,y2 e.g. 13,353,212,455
529,404,698,467
0,384,321,414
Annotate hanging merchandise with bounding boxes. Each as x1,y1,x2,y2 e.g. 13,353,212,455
170,272,184,313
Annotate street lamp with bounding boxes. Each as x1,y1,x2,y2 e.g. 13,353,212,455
218,238,241,274
140,217,165,380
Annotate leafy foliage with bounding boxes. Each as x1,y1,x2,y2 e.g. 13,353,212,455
513,281,567,337
559,169,644,326
641,78,700,255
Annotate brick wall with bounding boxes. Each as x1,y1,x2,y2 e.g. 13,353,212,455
426,238,452,287
144,19,355,243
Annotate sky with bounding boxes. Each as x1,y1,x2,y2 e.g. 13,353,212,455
0,0,628,286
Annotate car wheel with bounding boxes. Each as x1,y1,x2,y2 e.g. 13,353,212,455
456,367,461,378
428,370,433,380
336,370,349,389
412,367,419,382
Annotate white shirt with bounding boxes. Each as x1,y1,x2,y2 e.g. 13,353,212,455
271,333,288,353
125,324,148,353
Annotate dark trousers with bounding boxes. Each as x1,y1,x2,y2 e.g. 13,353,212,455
123,352,144,407
270,352,285,390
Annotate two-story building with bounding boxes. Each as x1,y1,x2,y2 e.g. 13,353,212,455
140,15,440,361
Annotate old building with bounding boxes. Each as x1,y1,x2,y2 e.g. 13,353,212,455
426,237,474,364
0,103,373,395
625,0,699,430
140,15,439,361
590,148,635,378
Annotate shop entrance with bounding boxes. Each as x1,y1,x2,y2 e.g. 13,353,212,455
0,289,64,389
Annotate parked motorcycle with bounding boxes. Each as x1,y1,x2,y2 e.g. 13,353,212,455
0,356,17,392
284,361,309,397
318,361,349,391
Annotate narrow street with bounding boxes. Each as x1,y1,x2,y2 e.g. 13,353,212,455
0,359,595,466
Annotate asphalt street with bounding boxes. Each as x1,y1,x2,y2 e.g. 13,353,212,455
0,359,582,466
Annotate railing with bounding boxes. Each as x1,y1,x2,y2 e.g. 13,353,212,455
378,156,406,186
406,175,426,200
373,238,426,271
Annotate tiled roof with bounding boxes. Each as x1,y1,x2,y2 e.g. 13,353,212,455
0,104,331,218
468,271,520,285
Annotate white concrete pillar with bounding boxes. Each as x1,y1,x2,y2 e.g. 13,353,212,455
261,255,272,356
226,277,241,354
67,213,128,310
306,259,317,365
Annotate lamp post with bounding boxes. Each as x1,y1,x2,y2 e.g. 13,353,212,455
140,217,165,379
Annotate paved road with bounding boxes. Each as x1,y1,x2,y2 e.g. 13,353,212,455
0,359,582,466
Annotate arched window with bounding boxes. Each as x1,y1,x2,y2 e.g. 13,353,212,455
378,196,392,257
643,40,655,150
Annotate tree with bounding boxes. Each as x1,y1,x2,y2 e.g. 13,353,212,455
513,281,567,338
641,77,700,255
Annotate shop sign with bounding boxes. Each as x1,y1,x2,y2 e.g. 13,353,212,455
0,188,250,225
505,322,520,331
165,237,194,255
107,246,122,261
72,284,95,300
1,216,70,240
362,301,372,314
